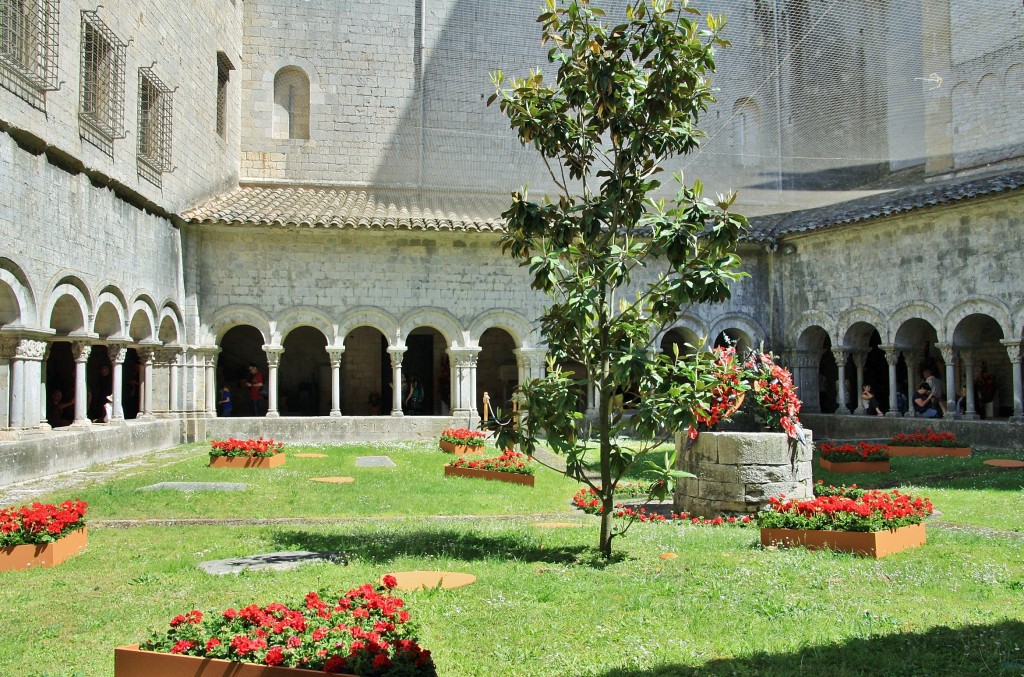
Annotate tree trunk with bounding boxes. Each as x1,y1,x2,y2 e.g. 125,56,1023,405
599,492,614,559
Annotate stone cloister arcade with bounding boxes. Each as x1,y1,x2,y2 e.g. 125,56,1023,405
790,301,1024,422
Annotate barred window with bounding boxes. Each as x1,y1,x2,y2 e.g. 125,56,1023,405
79,10,126,143
216,51,234,139
0,0,59,94
137,66,173,177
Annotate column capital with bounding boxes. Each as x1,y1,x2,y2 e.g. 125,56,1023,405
327,347,345,366
514,348,548,372
106,341,130,364
792,350,819,369
449,347,481,369
14,338,48,361
0,336,18,360
1000,339,1021,363
72,341,92,363
263,345,284,367
155,347,184,366
934,342,956,363
879,344,901,365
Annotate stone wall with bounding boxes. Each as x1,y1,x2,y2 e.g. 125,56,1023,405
674,430,814,517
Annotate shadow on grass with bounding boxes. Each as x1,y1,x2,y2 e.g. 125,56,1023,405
268,527,622,567
595,620,1024,676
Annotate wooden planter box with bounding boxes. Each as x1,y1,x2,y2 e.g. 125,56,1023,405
886,446,971,457
0,527,88,572
114,644,340,677
760,523,926,558
439,440,485,455
208,453,286,468
444,465,535,487
820,458,890,473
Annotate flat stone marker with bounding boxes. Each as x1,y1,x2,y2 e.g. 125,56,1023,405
356,456,396,468
384,571,476,590
293,453,327,458
310,477,355,483
984,459,1024,469
199,551,346,575
141,482,247,492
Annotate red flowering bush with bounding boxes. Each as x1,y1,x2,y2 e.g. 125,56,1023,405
439,428,487,447
757,488,933,532
688,346,803,441
813,481,866,499
889,429,959,448
449,449,535,475
0,499,87,547
210,437,284,458
571,482,665,515
818,442,890,462
141,579,435,675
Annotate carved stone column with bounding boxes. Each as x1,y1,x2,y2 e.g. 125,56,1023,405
37,342,51,430
851,350,868,414
936,342,957,417
1001,339,1023,421
327,348,344,417
136,347,157,420
830,347,849,414
792,350,821,413
386,348,406,416
449,347,481,419
881,345,901,417
514,349,547,383
0,337,15,429
904,349,922,416
156,347,183,416
107,343,127,422
71,342,92,426
11,338,46,429
961,351,979,420
264,346,283,418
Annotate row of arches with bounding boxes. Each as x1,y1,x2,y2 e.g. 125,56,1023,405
793,303,1023,419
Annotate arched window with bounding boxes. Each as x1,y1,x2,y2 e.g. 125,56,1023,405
732,98,760,167
273,66,310,140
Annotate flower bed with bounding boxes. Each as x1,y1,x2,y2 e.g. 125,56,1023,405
758,486,933,557
571,482,665,515
439,428,487,452
445,449,536,486
210,437,285,458
128,579,434,676
818,442,890,473
888,429,970,457
0,499,88,571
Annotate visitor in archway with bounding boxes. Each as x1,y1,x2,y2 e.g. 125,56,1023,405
89,364,112,422
244,364,265,416
405,375,424,415
218,385,234,417
47,389,74,427
861,384,883,416
923,367,945,417
913,383,938,418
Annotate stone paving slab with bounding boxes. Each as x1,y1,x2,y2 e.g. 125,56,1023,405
199,551,347,575
355,456,396,467
140,482,248,492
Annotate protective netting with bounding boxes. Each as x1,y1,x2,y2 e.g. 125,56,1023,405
361,0,1023,218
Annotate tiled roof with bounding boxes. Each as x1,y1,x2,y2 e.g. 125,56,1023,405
180,185,509,232
749,170,1024,242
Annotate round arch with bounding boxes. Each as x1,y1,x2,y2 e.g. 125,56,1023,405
399,307,463,349
94,290,128,338
128,298,158,343
944,297,1011,341
208,305,273,345
338,307,400,348
888,302,943,343
837,306,888,346
787,310,835,348
46,281,90,335
467,308,536,349
276,307,338,347
157,304,183,345
0,259,36,326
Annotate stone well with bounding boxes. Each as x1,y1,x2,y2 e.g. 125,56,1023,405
673,430,814,517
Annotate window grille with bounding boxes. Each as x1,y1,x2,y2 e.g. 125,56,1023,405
0,0,58,92
137,66,173,175
79,10,126,142
216,51,233,139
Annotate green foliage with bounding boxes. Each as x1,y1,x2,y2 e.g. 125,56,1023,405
489,0,747,557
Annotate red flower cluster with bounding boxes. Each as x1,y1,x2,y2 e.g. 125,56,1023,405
439,428,487,447
142,580,434,674
818,442,890,462
690,346,745,438
450,449,535,475
744,351,802,439
615,506,754,526
209,437,284,458
758,489,934,532
889,429,959,448
570,483,659,515
0,499,87,547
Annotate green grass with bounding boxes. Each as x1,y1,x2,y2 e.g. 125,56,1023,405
2,439,1024,676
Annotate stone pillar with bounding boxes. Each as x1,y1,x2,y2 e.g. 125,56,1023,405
264,346,283,418
831,347,849,414
961,351,979,420
156,347,182,416
387,348,406,416
449,347,481,419
137,347,157,419
108,343,127,422
37,342,51,430
793,350,821,413
71,341,92,426
586,378,598,418
1001,340,1023,421
851,350,868,414
327,348,344,417
514,348,547,383
904,350,921,416
881,345,901,417
10,338,46,429
936,342,956,417
0,337,14,429
204,351,218,417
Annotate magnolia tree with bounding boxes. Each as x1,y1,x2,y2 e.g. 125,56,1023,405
488,0,749,558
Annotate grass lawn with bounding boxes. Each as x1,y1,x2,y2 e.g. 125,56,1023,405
2,439,1023,676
